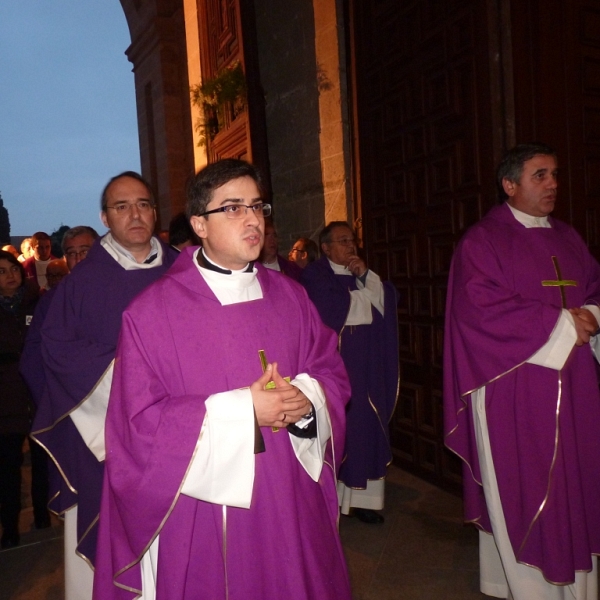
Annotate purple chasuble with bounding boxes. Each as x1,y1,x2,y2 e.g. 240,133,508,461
276,254,302,281
300,256,399,488
444,203,600,583
93,249,352,600
30,238,176,566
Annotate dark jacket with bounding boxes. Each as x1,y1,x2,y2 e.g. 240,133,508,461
0,284,38,434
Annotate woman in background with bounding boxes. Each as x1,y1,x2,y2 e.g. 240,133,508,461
0,250,38,548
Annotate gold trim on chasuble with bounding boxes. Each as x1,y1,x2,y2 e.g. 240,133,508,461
113,425,203,595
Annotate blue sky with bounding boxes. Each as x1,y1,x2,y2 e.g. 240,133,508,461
0,1,140,237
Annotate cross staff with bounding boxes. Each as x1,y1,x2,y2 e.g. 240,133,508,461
541,256,577,308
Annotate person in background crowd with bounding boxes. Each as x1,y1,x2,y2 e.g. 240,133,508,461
21,228,99,538
22,232,55,292
18,238,33,263
2,245,21,260
288,237,319,269
0,250,38,548
301,221,398,525
259,218,302,281
62,226,99,272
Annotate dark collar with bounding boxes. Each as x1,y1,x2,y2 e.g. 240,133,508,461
196,249,254,274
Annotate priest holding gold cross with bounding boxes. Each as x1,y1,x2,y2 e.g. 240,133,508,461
93,159,352,600
444,143,600,600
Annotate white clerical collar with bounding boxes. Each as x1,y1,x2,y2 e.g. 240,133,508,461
507,203,551,228
101,232,163,270
262,259,281,272
193,248,262,305
328,258,353,275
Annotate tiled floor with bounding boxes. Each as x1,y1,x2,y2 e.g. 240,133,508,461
0,463,486,600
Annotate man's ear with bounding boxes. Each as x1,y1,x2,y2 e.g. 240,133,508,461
190,216,207,240
321,242,330,257
100,211,109,228
502,177,517,197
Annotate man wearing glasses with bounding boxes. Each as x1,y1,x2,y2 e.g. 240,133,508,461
288,237,319,269
30,172,176,600
93,159,352,600
61,225,99,272
301,221,398,525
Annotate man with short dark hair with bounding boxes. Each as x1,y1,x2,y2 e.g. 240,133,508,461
30,173,176,600
301,221,398,524
444,143,600,599
288,237,319,268
22,232,55,291
62,226,99,271
93,158,352,600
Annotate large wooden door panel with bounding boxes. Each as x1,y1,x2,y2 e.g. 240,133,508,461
349,0,497,490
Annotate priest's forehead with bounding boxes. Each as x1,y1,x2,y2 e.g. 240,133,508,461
186,159,265,217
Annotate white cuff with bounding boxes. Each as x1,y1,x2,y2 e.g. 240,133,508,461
69,361,113,461
527,309,576,371
357,270,384,316
583,304,600,331
583,305,600,364
288,374,331,481
181,388,255,508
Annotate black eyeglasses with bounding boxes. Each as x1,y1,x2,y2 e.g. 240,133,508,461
198,203,272,219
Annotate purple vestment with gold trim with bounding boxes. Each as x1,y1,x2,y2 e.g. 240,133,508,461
300,256,398,489
93,250,351,599
444,203,600,583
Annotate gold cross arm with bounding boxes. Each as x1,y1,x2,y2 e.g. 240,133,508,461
541,256,578,308
541,279,577,287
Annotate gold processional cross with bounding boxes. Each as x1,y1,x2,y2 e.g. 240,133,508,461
541,256,577,308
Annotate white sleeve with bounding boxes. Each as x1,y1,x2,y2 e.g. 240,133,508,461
181,388,255,509
584,304,600,363
346,271,385,326
69,361,114,462
287,373,331,482
527,309,576,370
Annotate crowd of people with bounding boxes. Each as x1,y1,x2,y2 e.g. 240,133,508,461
1,142,598,600
0,160,396,600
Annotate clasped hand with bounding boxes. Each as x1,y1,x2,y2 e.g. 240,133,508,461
250,362,312,428
569,308,599,346
346,254,368,278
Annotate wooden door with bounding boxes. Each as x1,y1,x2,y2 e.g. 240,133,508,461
348,0,499,490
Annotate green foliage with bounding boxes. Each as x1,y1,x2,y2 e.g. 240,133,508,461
0,192,11,245
190,61,247,146
50,224,70,258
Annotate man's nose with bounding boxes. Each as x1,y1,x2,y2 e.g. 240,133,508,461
244,208,261,226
